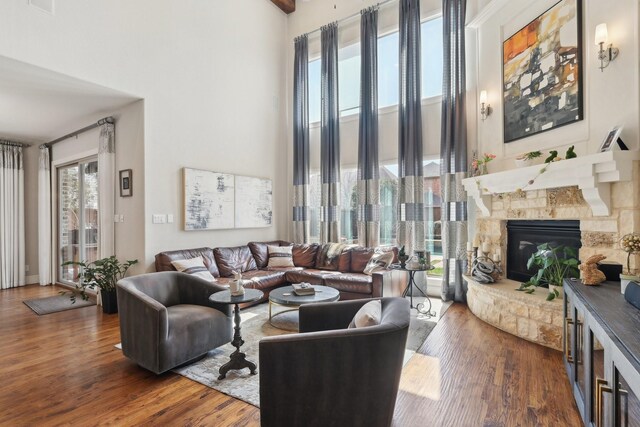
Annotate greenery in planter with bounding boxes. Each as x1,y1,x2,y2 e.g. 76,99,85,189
516,243,579,301
516,150,542,161
61,256,138,304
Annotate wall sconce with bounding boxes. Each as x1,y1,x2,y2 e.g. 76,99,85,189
480,90,492,121
595,23,619,72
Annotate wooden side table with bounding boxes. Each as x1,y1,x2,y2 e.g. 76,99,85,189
209,289,263,380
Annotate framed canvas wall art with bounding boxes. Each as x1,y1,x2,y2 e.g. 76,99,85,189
503,0,583,143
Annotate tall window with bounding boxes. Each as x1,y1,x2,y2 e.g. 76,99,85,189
308,16,443,123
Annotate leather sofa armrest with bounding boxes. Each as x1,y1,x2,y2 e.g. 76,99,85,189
299,299,372,332
371,270,386,298
176,274,232,317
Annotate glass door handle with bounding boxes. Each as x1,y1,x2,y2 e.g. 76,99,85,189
565,317,574,363
596,377,612,427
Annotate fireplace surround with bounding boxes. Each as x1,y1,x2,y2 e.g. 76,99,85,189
506,220,581,282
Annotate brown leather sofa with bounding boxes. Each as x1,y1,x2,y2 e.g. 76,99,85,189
155,241,398,304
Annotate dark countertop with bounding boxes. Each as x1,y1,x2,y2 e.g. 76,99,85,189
565,279,640,371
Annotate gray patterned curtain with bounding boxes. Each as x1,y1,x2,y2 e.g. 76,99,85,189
293,35,310,243
357,7,380,248
440,0,468,302
397,0,424,256
320,22,341,243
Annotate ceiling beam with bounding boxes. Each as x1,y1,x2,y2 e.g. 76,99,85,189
271,0,295,14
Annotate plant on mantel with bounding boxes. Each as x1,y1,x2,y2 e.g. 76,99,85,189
474,146,578,198
516,243,580,301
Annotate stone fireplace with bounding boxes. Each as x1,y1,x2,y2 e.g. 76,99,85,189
461,153,640,351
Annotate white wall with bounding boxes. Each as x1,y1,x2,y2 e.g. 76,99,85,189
0,0,288,272
468,0,640,172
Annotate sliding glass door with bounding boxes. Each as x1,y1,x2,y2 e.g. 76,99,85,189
58,158,99,285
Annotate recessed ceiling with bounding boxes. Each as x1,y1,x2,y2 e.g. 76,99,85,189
0,55,139,143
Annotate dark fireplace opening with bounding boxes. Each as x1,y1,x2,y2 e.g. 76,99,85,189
506,220,582,283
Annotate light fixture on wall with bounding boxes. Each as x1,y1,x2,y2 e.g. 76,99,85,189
479,90,492,121
595,23,619,72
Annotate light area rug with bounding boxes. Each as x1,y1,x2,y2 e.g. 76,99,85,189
171,297,451,407
23,295,96,315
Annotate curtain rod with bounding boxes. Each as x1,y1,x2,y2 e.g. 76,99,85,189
43,116,114,148
0,139,31,148
301,0,397,38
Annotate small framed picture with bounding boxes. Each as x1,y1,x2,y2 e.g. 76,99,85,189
599,126,624,152
119,169,132,197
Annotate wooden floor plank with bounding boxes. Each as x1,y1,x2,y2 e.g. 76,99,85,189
1,285,581,426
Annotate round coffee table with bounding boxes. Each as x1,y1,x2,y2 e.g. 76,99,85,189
269,285,340,331
209,288,264,380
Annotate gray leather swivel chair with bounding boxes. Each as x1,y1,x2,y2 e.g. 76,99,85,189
116,272,233,374
259,297,410,427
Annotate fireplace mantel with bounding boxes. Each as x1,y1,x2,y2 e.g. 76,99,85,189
462,151,640,217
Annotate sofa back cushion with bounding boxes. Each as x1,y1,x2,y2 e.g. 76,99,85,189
315,243,352,271
214,246,258,277
248,241,290,269
292,243,320,268
155,247,220,277
350,246,399,273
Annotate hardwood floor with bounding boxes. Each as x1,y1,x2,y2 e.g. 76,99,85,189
0,285,581,426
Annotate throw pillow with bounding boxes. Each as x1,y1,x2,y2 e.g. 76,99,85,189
267,245,295,268
348,300,382,329
363,250,395,275
171,256,216,282
315,242,347,271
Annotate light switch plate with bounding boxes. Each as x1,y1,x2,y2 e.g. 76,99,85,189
167,214,174,223
114,214,120,223
120,215,125,223
152,214,166,224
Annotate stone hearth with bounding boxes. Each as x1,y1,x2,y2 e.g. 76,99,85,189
466,276,563,350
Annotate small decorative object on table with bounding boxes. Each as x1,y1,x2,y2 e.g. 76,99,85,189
229,270,246,296
292,282,315,296
620,233,640,294
578,254,607,286
398,246,409,268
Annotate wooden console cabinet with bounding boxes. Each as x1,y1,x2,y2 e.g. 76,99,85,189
563,279,640,426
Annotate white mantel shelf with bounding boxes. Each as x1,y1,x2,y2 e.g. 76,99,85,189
462,151,640,217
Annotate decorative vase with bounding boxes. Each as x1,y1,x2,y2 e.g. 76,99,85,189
480,164,488,175
620,274,640,295
398,255,409,269
101,289,118,314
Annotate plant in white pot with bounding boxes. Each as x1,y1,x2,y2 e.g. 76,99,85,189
62,256,138,314
620,233,640,294
516,243,580,301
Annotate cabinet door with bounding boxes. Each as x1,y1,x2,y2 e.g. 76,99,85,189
576,307,586,401
591,329,612,427
615,367,640,427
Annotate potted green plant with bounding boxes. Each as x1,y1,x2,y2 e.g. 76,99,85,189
516,243,579,301
62,256,138,314
620,233,640,294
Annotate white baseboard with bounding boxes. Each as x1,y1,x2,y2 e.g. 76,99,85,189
25,275,39,285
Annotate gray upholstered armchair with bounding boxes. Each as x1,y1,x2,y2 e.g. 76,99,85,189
116,271,233,374
259,297,410,427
